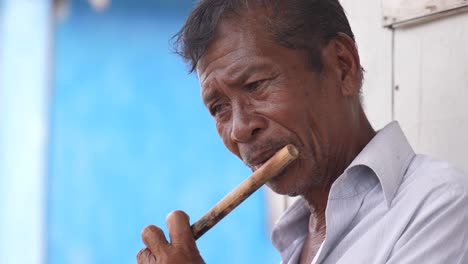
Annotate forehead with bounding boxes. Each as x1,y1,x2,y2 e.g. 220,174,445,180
196,15,274,80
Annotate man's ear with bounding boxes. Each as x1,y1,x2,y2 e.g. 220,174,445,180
332,32,362,97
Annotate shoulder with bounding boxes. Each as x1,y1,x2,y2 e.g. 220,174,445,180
396,154,468,206
405,154,468,189
387,155,468,263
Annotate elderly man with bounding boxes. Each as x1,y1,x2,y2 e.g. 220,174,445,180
137,0,468,263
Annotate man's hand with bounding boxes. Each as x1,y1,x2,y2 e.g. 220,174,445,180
137,210,205,264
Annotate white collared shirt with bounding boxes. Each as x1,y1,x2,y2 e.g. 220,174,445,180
272,121,468,264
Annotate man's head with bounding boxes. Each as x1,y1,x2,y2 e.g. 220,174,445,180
174,0,369,197
174,0,356,74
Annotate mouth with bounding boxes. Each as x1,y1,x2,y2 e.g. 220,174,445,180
253,161,267,171
247,147,284,172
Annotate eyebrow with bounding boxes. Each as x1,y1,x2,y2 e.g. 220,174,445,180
225,62,275,85
202,89,221,106
202,62,275,105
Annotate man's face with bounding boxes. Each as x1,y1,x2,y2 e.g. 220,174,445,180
196,17,353,196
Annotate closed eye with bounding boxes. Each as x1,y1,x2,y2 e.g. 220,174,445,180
245,79,266,91
209,102,227,117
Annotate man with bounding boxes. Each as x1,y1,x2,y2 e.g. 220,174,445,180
137,0,468,263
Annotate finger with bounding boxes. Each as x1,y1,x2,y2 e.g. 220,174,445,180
166,210,196,246
136,248,157,264
141,225,169,256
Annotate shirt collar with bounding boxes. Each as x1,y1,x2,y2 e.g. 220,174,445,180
271,122,416,259
330,121,416,206
271,198,310,260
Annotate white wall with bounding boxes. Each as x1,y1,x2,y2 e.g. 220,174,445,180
394,12,468,172
0,1,52,264
342,1,468,174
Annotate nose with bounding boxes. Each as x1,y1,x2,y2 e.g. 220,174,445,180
230,103,267,143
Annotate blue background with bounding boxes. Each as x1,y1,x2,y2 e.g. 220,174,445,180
48,0,280,263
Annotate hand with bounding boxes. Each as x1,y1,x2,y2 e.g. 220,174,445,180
137,210,205,264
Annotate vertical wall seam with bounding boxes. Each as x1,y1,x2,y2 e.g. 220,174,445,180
391,27,396,121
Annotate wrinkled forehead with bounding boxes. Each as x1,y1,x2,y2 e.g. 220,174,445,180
196,13,273,78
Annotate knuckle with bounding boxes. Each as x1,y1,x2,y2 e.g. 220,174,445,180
136,248,155,263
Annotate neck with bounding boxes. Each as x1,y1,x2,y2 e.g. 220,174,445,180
302,110,376,226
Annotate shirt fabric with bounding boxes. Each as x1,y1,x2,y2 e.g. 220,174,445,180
271,121,468,264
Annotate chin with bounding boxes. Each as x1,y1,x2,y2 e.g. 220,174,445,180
266,164,323,196
266,170,302,196
267,182,303,197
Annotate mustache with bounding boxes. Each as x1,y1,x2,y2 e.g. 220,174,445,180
242,138,293,166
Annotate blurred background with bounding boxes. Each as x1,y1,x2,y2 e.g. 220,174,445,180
0,0,278,263
0,0,467,264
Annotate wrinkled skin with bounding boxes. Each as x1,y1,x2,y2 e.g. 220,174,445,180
138,11,373,264
137,211,205,264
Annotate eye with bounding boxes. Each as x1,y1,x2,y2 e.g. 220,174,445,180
209,102,228,117
245,79,265,91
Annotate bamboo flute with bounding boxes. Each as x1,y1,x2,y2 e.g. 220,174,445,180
191,144,299,240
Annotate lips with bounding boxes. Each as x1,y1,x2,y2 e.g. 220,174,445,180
247,147,282,171
253,162,266,171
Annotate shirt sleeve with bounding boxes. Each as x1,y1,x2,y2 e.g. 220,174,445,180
386,184,468,264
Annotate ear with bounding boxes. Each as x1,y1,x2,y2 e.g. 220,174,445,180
332,32,362,97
